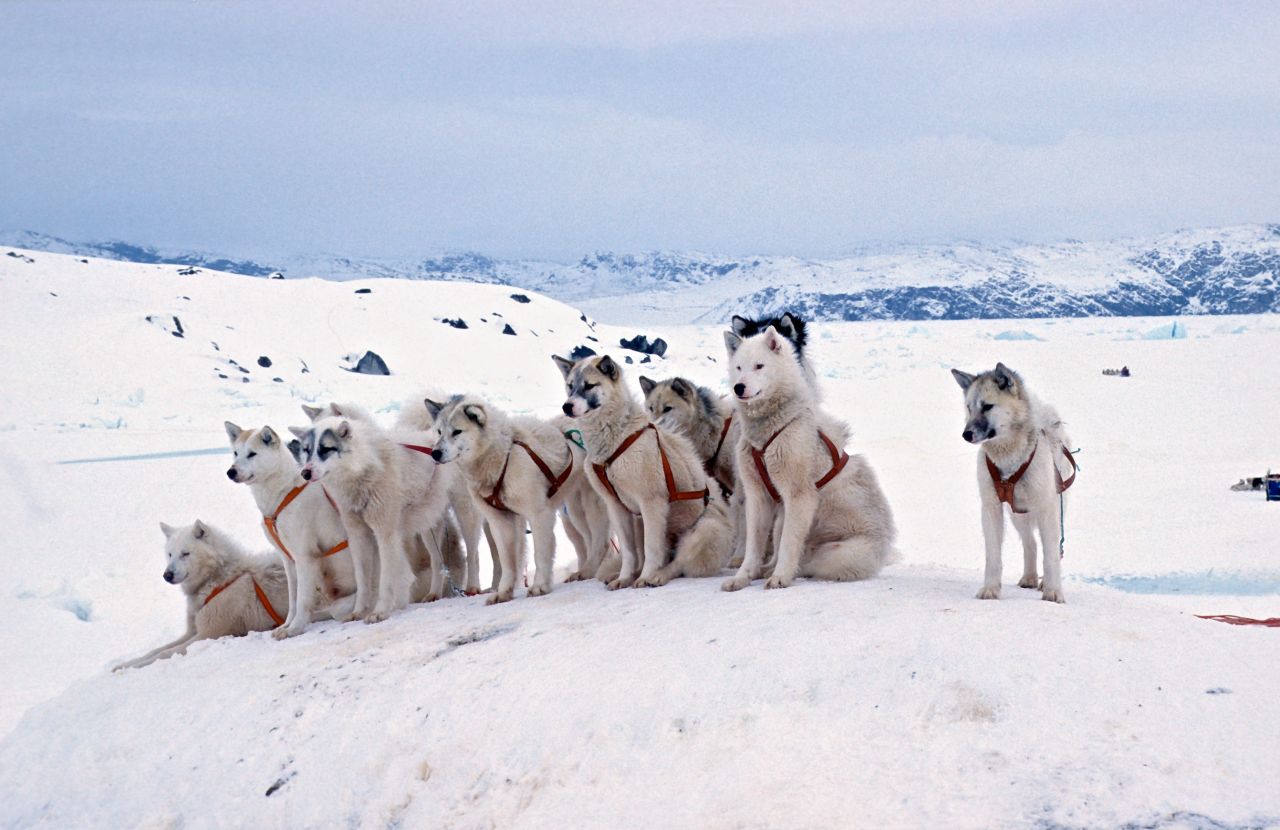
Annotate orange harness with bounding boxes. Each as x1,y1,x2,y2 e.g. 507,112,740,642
203,573,284,626
593,424,709,515
985,443,1078,514
401,443,435,456
263,483,349,562
483,440,574,514
750,420,849,503
704,414,733,478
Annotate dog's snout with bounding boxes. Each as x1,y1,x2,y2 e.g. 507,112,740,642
561,402,575,417
430,449,444,462
733,383,746,397
163,570,175,583
301,467,313,481
962,429,974,443
226,467,238,481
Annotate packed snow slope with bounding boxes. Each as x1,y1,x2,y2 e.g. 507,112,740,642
1,247,1279,828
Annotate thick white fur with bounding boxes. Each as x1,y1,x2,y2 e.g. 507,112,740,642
951,365,1074,603
722,328,896,591
556,355,733,590
113,521,331,670
225,422,357,636
553,414,617,583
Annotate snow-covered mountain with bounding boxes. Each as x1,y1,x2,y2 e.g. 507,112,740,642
3,224,1279,324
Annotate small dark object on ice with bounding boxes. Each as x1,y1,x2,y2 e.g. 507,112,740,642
502,324,516,336
177,267,200,276
569,345,596,361
442,318,468,329
347,351,390,376
619,334,667,357
355,288,372,294
257,356,272,368
510,293,531,304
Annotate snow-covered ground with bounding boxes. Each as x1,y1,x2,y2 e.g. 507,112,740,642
2,247,1279,828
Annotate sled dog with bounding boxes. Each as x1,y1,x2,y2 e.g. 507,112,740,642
554,354,732,589
428,395,582,603
722,327,895,590
731,312,818,392
226,422,358,635
950,363,1077,603
555,414,619,583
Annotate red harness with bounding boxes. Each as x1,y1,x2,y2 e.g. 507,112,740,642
985,443,1078,514
203,573,284,626
704,414,734,478
401,443,435,456
263,483,348,562
750,420,849,503
483,440,574,514
593,424,709,515
1196,614,1280,628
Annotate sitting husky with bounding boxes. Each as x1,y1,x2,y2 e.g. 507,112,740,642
427,395,581,603
114,520,351,670
950,363,1077,604
722,327,896,590
731,312,817,392
554,354,732,589
291,411,461,623
225,422,358,636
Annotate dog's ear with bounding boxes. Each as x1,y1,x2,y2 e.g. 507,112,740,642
287,425,309,440
774,315,795,341
329,403,347,417
336,420,351,439
224,421,244,443
287,439,302,462
463,404,486,427
730,315,751,336
258,426,276,445
552,355,574,380
670,378,691,399
724,331,742,355
951,369,976,391
192,520,208,540
992,362,1019,393
764,329,784,353
301,404,324,422
424,398,446,420
597,355,618,380
638,376,656,396
159,521,176,539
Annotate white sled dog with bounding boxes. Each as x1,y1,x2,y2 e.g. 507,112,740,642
721,327,896,590
554,354,732,589
225,422,358,636
950,363,1078,603
114,521,349,670
291,411,462,623
428,395,582,603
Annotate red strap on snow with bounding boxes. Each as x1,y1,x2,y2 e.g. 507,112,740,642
263,482,348,561
750,420,849,504
592,424,708,515
203,574,284,627
1196,614,1280,628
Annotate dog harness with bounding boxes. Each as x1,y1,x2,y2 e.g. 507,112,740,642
203,573,284,627
400,443,435,456
263,483,349,563
482,440,575,514
985,443,1078,514
592,424,709,515
704,414,734,477
749,420,849,503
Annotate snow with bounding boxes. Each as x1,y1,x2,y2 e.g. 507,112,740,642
2,245,1279,828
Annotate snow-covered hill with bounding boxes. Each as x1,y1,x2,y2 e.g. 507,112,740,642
2,247,1279,828
6,223,1279,325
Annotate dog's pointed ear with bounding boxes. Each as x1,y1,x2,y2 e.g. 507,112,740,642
336,420,351,439
224,421,244,443
764,329,784,353
670,378,691,398
287,425,309,440
597,355,618,380
951,369,975,391
192,520,208,539
287,439,302,462
329,403,347,417
259,426,276,445
992,362,1018,392
775,314,795,341
724,331,742,355
301,404,324,422
463,404,486,427
160,521,175,539
424,398,445,420
638,376,656,396
552,354,574,380
730,315,751,336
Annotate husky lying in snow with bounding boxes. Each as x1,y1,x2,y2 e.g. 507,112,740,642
225,422,357,637
722,326,896,590
951,363,1077,604
114,520,353,670
427,395,584,603
291,409,462,623
554,354,733,589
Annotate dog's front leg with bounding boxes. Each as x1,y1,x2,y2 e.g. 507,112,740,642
420,523,448,602
368,522,412,623
1011,513,1039,589
343,521,379,621
977,498,1005,599
634,498,672,587
276,556,320,638
453,494,484,594
279,555,297,629
1037,507,1065,604
604,502,639,590
723,488,774,591
113,620,198,671
528,510,558,596
766,489,817,589
483,509,521,604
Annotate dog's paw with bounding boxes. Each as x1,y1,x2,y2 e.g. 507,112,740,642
271,627,291,640
364,610,391,624
764,574,792,590
1017,574,1040,589
485,590,514,605
606,577,634,591
423,592,442,603
528,584,550,597
975,585,1001,600
463,588,481,597
1041,587,1066,604
721,574,750,592
564,571,583,583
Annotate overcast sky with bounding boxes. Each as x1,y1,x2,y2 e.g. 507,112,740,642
2,1,1278,260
